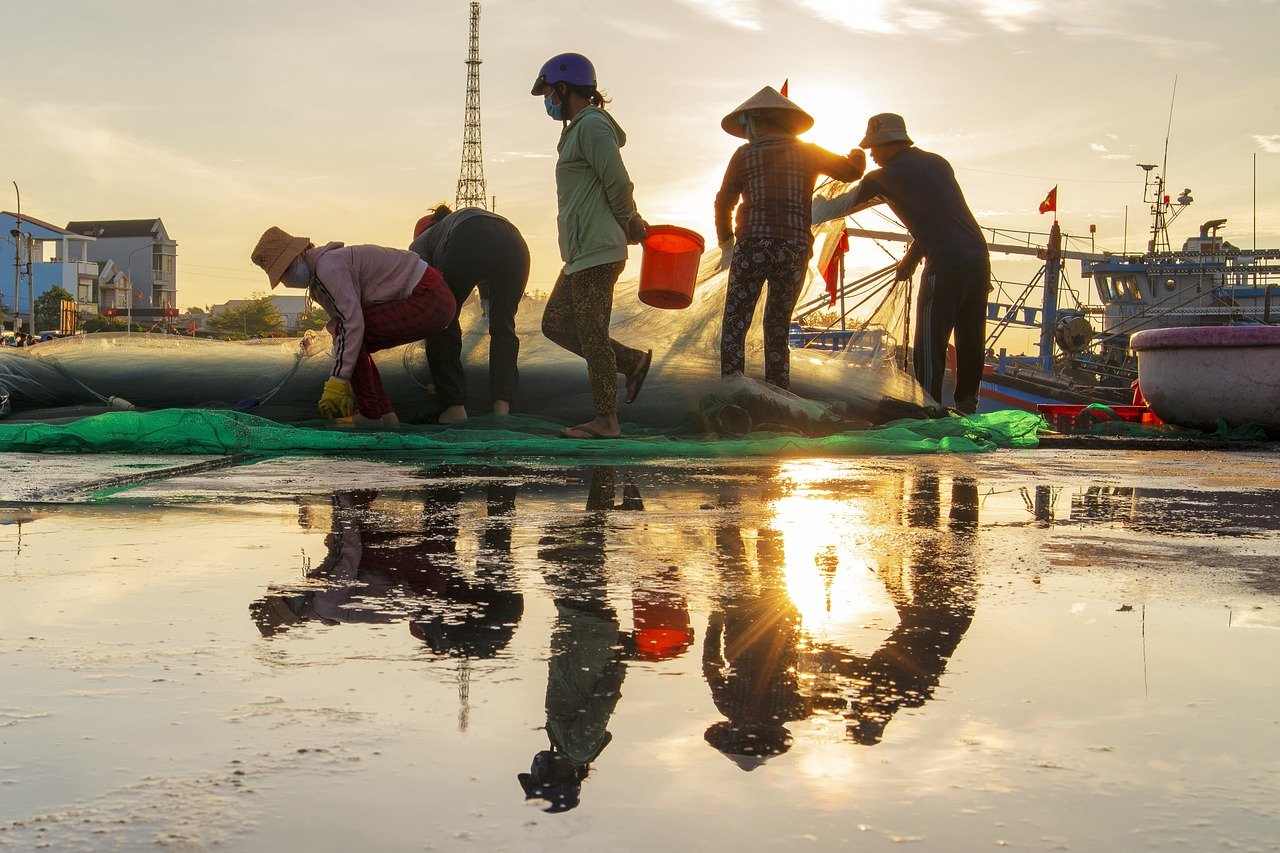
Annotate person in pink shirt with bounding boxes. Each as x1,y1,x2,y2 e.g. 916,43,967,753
251,226,456,426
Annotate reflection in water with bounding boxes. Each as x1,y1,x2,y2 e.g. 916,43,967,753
247,464,979,794
1071,486,1280,536
705,521,806,769
703,470,979,767
249,480,523,663
842,474,978,745
521,467,692,812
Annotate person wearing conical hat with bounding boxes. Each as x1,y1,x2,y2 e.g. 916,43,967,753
250,226,456,427
813,114,990,416
714,85,866,390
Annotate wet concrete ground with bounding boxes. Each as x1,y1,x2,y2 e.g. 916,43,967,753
1,448,1278,850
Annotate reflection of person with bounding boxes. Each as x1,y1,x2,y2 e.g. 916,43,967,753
842,474,979,744
519,467,645,812
250,226,456,426
703,521,808,770
409,205,531,423
816,114,989,414
250,486,522,661
530,53,652,439
715,86,866,390
408,481,524,658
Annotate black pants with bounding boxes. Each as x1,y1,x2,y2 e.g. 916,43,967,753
913,256,989,408
426,216,530,407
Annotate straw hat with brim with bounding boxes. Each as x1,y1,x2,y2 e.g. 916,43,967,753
721,86,814,139
251,226,312,288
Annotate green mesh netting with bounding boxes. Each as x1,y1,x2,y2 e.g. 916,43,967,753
1047,403,1273,441
0,408,1043,459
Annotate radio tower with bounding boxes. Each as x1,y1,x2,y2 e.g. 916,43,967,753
455,1,488,210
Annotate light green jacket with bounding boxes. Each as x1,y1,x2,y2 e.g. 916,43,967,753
555,106,639,275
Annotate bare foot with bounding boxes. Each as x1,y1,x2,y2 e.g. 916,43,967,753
354,412,400,430
436,405,468,425
492,400,510,416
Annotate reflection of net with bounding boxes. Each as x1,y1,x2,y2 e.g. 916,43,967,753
0,188,928,430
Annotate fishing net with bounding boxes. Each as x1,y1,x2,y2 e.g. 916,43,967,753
0,178,941,449
0,407,1043,459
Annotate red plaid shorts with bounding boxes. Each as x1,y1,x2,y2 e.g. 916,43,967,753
352,266,456,418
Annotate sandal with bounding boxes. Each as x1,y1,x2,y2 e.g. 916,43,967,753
626,350,652,404
560,424,621,440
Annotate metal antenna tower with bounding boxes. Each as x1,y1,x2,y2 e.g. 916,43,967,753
455,2,488,210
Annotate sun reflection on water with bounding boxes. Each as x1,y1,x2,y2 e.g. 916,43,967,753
768,461,896,643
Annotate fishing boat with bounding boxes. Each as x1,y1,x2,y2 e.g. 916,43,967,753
811,164,1280,415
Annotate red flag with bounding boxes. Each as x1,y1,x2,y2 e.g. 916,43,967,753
1038,186,1057,215
187,323,196,335
780,78,789,98
821,231,848,307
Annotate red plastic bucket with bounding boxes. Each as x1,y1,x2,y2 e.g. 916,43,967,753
638,225,705,309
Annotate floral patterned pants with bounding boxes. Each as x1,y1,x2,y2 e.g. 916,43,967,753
720,237,810,389
541,261,646,416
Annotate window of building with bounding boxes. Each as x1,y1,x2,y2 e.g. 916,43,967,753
152,246,176,280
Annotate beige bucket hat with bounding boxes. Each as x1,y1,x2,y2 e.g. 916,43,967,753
251,226,312,288
721,86,814,139
860,113,913,148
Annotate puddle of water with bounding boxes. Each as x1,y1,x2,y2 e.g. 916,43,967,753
1,452,1278,849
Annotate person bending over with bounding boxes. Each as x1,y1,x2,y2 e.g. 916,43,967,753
251,226,455,426
410,204,531,424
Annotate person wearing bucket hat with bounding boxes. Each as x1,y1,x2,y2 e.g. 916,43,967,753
815,113,990,415
409,202,531,424
530,52,653,440
250,226,456,426
714,86,866,390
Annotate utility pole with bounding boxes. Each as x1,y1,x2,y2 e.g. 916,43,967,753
25,233,34,333
455,2,488,210
11,181,20,335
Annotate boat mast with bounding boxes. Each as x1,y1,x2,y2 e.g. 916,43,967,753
1038,221,1062,372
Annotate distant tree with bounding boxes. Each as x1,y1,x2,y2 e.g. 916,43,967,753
35,286,76,331
295,304,329,333
206,294,285,338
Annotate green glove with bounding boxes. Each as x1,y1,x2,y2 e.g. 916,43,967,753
318,377,355,419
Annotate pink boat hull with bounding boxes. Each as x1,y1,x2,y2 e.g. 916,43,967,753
1131,325,1280,431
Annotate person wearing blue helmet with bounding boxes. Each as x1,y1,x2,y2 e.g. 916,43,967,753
531,52,652,440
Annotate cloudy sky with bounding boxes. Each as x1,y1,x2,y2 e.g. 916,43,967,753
3,0,1278,308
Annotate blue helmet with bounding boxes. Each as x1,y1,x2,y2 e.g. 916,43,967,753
530,53,596,95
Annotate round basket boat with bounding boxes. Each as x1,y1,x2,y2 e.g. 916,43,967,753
1130,325,1280,431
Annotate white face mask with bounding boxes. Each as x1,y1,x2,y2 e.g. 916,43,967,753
279,255,311,288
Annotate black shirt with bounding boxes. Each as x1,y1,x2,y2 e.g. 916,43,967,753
858,147,987,273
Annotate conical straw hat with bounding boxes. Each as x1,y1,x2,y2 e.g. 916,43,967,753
721,86,814,139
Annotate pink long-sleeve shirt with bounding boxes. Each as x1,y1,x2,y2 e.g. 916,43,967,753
305,242,430,380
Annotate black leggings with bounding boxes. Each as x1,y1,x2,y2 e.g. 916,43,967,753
427,216,530,407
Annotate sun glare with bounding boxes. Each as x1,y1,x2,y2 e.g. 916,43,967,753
768,461,896,641
795,82,872,156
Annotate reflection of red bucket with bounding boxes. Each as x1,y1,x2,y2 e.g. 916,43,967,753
633,595,694,661
639,225,705,309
